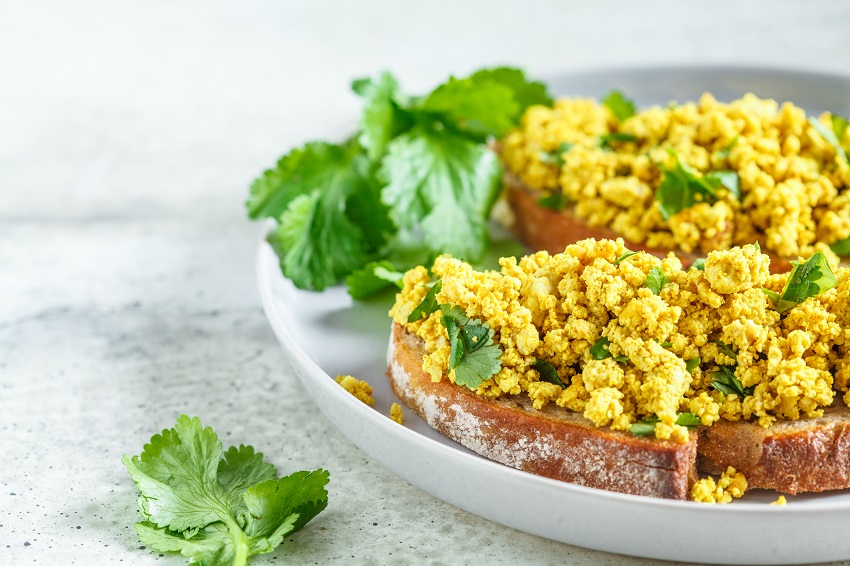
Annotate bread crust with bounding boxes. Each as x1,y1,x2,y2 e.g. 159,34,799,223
388,322,697,499
503,172,796,273
388,322,850,497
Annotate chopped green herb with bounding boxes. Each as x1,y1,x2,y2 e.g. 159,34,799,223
590,336,629,364
630,413,700,436
809,116,848,162
712,136,739,160
833,114,849,143
690,258,706,271
345,260,405,299
532,359,566,388
830,235,850,257
537,192,570,211
643,266,669,295
764,251,838,314
599,132,638,150
655,151,740,220
123,416,329,566
407,280,442,322
614,251,639,265
440,305,502,389
602,90,637,122
538,142,574,166
685,357,701,374
712,340,737,361
710,365,753,398
653,339,673,348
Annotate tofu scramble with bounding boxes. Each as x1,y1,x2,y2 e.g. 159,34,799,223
389,238,850,444
500,93,850,258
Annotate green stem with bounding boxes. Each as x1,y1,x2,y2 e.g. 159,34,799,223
224,516,250,566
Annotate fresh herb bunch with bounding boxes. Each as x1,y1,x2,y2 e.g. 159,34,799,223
123,415,329,566
247,68,552,294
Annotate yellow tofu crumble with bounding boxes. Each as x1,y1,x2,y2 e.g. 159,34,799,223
771,495,788,506
335,375,375,406
390,403,404,424
390,238,850,442
691,467,748,503
501,93,850,259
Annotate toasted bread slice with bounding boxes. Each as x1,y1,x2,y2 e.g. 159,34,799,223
389,322,850,498
699,406,850,494
503,172,797,273
388,322,698,499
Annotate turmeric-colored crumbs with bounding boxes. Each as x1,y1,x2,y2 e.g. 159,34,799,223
501,93,850,259
390,403,404,424
335,375,375,406
389,238,850,443
691,467,748,504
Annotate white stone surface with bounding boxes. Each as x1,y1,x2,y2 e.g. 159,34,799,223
2,1,850,564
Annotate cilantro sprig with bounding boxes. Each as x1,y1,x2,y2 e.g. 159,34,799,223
248,67,551,294
123,416,329,566
643,266,669,295
655,150,740,220
763,251,838,314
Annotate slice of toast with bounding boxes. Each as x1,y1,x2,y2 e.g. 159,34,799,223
389,322,850,498
502,172,797,273
388,322,698,499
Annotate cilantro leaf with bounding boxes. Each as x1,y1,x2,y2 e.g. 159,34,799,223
643,266,669,295
407,280,442,323
712,137,739,161
381,125,502,262
599,132,638,150
602,90,637,122
830,236,850,257
467,67,553,112
532,359,566,388
655,152,737,220
419,76,519,139
710,365,753,398
712,340,737,361
675,412,701,429
691,258,706,271
345,260,405,299
705,169,741,200
833,114,849,143
614,251,638,265
123,416,329,566
765,251,838,314
685,357,701,374
440,304,502,388
590,336,629,364
810,116,848,162
351,72,413,161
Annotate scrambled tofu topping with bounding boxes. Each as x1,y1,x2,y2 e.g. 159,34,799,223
691,467,748,503
390,239,850,441
501,93,850,258
335,375,375,406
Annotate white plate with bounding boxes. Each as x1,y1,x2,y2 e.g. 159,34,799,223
257,67,850,565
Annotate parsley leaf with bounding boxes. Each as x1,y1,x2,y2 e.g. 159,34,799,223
685,357,701,374
590,336,629,364
810,116,848,162
599,132,638,150
710,365,753,398
690,258,706,271
602,90,637,122
351,72,413,161
630,413,700,436
765,251,838,314
613,251,639,265
532,359,567,388
655,151,740,220
643,266,668,295
345,260,405,299
407,280,443,323
440,304,502,389
381,125,502,262
123,416,329,566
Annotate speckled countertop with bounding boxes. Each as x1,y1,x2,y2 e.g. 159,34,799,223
3,1,850,564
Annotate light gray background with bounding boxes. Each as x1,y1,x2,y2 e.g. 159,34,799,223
2,1,850,564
